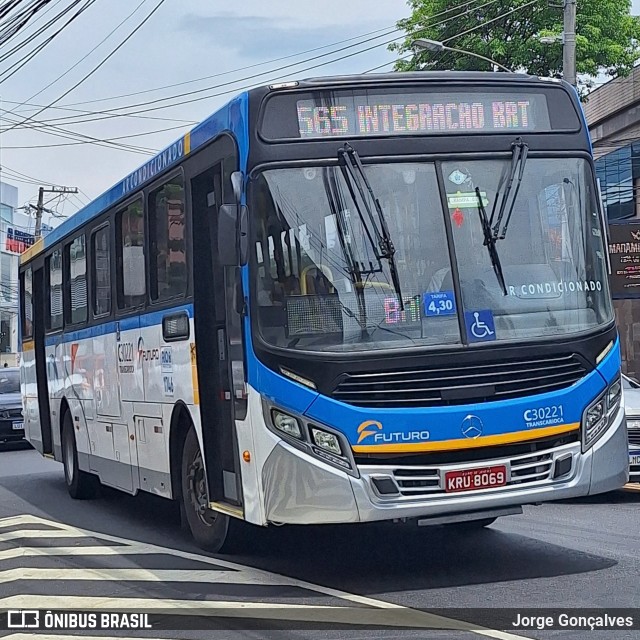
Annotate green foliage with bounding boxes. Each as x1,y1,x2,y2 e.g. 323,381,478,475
390,0,640,92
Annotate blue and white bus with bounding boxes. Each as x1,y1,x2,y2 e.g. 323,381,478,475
19,72,628,551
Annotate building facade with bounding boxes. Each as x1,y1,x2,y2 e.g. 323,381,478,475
0,181,53,365
585,69,640,378
0,181,20,365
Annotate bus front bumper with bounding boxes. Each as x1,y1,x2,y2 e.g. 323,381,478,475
261,407,628,525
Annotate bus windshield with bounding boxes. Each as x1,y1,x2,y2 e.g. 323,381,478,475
251,157,613,353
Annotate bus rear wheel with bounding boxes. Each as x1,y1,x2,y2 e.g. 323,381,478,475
61,411,98,499
181,429,230,552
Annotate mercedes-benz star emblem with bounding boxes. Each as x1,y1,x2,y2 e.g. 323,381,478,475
461,415,483,439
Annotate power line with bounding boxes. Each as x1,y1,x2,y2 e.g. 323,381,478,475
1,100,197,127
0,0,513,176
1,108,157,155
1,164,66,187
6,28,407,128
7,4,494,127
1,122,187,149
61,23,404,108
4,0,498,130
441,0,540,45
0,0,60,47
3,0,170,134
0,0,66,48
10,0,152,114
363,0,510,73
363,53,410,74
0,0,99,84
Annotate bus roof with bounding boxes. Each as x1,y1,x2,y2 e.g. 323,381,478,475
290,70,544,86
21,91,251,265
19,71,569,266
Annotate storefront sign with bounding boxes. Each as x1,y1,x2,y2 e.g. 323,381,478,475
608,222,640,298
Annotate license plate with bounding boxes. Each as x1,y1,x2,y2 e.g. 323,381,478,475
630,454,640,466
11,422,23,431
445,465,507,493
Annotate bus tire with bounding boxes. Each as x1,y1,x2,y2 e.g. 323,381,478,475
61,411,98,500
181,428,230,552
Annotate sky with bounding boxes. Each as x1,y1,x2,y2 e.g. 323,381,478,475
1,0,639,228
0,0,409,226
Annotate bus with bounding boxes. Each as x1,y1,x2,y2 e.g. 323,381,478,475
19,71,629,551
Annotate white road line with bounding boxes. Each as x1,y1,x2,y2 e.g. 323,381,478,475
0,515,48,529
0,546,167,561
0,514,534,640
0,567,289,585
0,529,90,542
5,636,170,640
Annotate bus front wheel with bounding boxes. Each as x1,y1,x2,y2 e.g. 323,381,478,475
181,429,230,552
61,411,98,499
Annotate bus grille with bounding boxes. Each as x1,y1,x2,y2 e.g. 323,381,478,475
1,409,22,419
391,451,554,497
332,353,587,408
629,425,640,448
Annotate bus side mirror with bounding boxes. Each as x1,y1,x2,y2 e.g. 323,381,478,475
218,204,248,266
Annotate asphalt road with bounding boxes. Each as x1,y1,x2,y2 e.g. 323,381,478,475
1,443,639,640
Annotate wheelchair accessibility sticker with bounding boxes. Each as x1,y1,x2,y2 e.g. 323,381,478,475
465,309,496,343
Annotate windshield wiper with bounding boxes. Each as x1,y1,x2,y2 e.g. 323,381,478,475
490,137,529,240
338,143,404,310
476,187,507,296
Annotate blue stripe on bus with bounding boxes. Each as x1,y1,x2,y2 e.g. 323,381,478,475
246,333,621,447
594,338,621,385
41,94,250,253
44,303,193,347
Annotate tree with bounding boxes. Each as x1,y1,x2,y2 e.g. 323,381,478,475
390,0,640,93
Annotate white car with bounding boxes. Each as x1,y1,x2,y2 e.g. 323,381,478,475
622,374,640,483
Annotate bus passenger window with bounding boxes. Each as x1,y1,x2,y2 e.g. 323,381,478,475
148,175,187,302
21,268,33,339
116,200,146,309
47,250,63,331
92,226,111,317
67,235,88,325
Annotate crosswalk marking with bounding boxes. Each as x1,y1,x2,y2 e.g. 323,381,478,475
5,636,169,640
0,546,172,560
0,567,287,585
0,514,533,640
0,529,98,542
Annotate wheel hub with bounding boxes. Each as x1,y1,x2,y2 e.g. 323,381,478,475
187,451,216,526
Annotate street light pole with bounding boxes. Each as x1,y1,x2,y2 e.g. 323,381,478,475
563,0,577,86
412,38,512,73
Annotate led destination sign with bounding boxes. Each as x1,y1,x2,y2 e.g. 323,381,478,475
295,91,551,138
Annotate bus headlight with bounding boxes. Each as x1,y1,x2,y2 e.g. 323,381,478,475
606,377,622,415
262,399,358,477
582,375,622,452
311,428,342,455
271,410,303,440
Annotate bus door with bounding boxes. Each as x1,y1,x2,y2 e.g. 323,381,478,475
188,145,244,511
32,265,53,455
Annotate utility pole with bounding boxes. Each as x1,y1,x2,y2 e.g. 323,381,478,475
34,187,44,239
34,185,78,238
563,0,577,87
